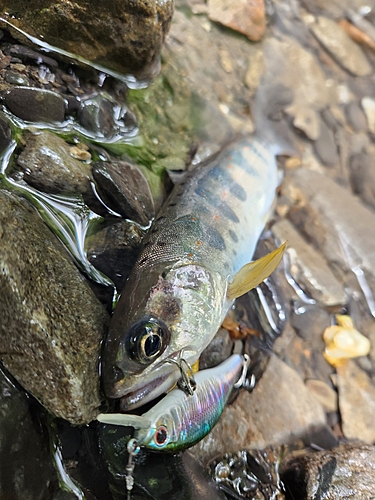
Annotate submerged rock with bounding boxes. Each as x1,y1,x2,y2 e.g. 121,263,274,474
0,0,174,78
16,130,92,195
0,189,109,424
280,443,375,499
5,86,66,123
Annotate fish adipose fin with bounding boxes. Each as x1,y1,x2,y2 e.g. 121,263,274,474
97,413,152,429
227,242,287,301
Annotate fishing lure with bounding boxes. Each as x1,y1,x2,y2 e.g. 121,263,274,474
98,354,248,452
102,136,285,409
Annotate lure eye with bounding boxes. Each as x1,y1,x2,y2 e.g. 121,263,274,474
155,425,169,447
125,317,170,365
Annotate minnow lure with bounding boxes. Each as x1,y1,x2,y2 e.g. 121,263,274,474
98,354,247,452
103,136,285,409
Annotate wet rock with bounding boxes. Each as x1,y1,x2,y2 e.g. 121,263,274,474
0,367,57,499
309,16,372,76
313,118,338,167
0,189,109,424
1,0,174,78
305,379,338,413
349,150,375,209
284,168,375,307
272,219,346,307
9,44,58,68
5,70,30,86
16,130,92,194
290,303,331,340
280,443,375,499
92,160,162,225
0,113,12,154
4,86,66,123
207,0,266,42
190,355,326,465
336,360,375,443
86,220,144,292
345,101,368,132
209,447,286,499
78,94,116,137
199,328,234,370
361,96,375,134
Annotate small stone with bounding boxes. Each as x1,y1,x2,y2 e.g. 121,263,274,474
218,49,233,73
361,96,375,134
339,18,375,52
349,150,375,210
0,114,12,154
290,302,331,340
272,219,346,307
78,94,116,137
9,44,58,68
92,160,159,226
313,118,338,166
345,101,368,132
190,355,326,465
244,50,264,95
281,443,375,499
208,0,266,42
287,105,321,140
4,70,29,86
336,360,375,443
310,16,372,76
5,86,66,123
16,130,92,194
69,145,91,161
305,379,338,413
199,328,234,369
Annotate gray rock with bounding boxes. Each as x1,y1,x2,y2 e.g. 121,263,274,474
5,70,30,86
281,443,375,499
272,219,346,306
190,355,326,465
310,16,372,76
345,101,368,132
78,94,116,137
86,220,145,292
290,302,331,340
349,150,375,210
0,189,109,424
313,118,338,167
336,360,375,443
16,130,92,195
284,168,375,310
199,328,234,370
0,367,57,500
92,160,159,225
0,0,174,78
5,86,66,123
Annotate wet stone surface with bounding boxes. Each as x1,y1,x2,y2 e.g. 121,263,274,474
5,86,66,123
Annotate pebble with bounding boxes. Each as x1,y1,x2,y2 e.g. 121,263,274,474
313,118,338,166
288,105,321,140
290,302,331,340
5,86,66,123
349,150,375,209
4,70,29,86
0,189,109,424
305,378,338,413
281,443,375,499
272,219,346,307
361,96,375,134
16,130,92,194
345,100,368,131
207,0,266,42
92,160,157,225
78,94,116,137
0,113,12,154
336,359,375,443
190,355,326,465
199,328,234,370
309,16,372,76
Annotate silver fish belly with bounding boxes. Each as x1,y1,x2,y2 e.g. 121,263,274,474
102,136,279,409
98,354,245,452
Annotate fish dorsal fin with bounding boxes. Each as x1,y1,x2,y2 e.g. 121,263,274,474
97,413,152,429
227,242,287,301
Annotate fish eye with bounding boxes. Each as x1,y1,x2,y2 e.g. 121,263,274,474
154,425,169,447
125,317,170,365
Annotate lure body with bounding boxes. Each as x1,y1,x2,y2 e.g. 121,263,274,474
103,137,279,409
99,354,244,452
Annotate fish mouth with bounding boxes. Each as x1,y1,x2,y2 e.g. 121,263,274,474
117,369,181,410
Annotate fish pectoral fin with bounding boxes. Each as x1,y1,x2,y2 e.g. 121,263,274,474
97,413,152,429
227,242,287,301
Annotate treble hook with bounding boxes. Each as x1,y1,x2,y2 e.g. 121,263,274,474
234,354,252,389
166,353,197,396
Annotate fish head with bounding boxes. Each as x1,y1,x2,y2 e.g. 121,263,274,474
102,260,228,409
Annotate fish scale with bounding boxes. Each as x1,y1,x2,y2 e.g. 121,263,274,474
103,136,280,410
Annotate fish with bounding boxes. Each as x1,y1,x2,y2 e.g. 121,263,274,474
102,136,285,409
98,354,246,452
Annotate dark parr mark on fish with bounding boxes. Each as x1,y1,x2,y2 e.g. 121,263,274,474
228,229,238,242
229,183,247,202
205,225,226,251
195,182,240,223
